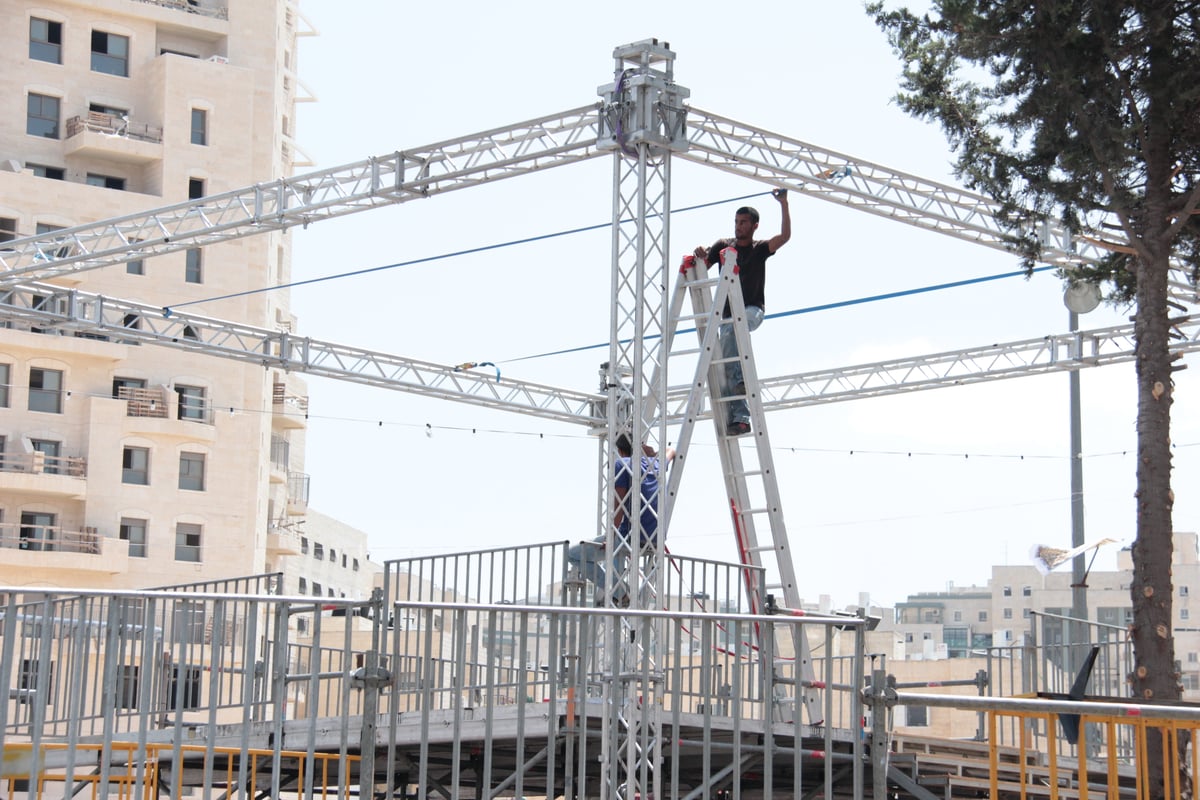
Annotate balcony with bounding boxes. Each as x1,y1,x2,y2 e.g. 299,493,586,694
272,383,308,430
267,526,302,556
119,386,168,418
0,524,126,574
286,472,309,515
64,112,163,165
133,0,229,20
0,451,87,498
269,435,289,483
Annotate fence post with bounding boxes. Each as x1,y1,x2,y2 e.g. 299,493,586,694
864,668,895,799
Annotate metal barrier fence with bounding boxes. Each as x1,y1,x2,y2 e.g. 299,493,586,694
0,580,869,799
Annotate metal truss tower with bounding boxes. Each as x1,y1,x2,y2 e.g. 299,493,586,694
594,39,688,800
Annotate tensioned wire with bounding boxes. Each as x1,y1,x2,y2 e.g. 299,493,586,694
161,190,1054,357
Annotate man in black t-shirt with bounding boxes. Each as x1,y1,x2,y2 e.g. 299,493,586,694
693,189,791,436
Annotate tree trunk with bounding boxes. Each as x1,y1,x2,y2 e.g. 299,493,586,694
1128,16,1185,797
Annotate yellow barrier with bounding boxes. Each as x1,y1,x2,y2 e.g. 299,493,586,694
987,708,1200,800
0,741,360,800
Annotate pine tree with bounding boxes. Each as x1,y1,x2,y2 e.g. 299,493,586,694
869,2,1200,793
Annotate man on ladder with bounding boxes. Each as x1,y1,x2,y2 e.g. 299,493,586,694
693,188,792,436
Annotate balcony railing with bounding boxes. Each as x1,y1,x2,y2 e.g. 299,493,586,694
270,435,290,469
287,472,310,513
273,383,309,414
66,112,162,144
119,386,169,418
0,451,86,477
0,523,100,554
132,0,229,20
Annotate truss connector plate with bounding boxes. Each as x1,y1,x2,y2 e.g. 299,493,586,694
596,39,690,156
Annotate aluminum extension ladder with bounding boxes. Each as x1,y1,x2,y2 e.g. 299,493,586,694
652,247,823,726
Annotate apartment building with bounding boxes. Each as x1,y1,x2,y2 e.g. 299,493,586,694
894,532,1200,694
0,0,374,593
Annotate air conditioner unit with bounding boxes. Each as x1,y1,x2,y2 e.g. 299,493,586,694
208,55,229,64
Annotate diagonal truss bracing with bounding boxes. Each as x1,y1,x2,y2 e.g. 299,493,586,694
682,107,1198,308
660,315,1200,417
0,105,604,287
1,284,599,425
1,286,1194,425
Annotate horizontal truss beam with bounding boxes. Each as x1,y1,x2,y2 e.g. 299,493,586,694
2,285,599,426
682,106,1197,308
4,286,1195,425
0,105,603,287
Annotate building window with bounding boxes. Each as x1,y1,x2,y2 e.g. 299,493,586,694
342,554,347,568
112,376,146,398
118,665,140,709
329,548,336,563
978,611,988,622
179,452,205,491
952,610,961,622
91,30,129,77
906,705,929,727
167,665,202,709
352,558,359,572
172,600,205,644
298,577,307,593
31,439,61,475
1183,608,1191,621
313,542,324,559
1022,586,1032,597
175,522,201,562
190,108,207,145
18,659,53,707
20,511,55,551
119,518,147,557
922,632,932,640
312,581,322,596
27,93,60,138
175,384,206,421
904,633,914,643
188,178,205,199
86,173,126,190
29,18,63,64
1189,652,1198,664
0,217,17,243
185,248,202,283
1003,607,1013,619
1183,586,1190,597
1023,608,1032,618
0,363,10,407
28,367,63,413
29,164,65,180
300,536,309,554
1002,586,1012,597
122,446,149,484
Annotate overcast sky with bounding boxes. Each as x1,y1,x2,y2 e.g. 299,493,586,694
282,1,1200,608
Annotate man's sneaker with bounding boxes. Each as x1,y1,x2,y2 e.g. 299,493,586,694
727,420,751,437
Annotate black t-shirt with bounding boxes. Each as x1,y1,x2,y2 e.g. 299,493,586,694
705,239,774,314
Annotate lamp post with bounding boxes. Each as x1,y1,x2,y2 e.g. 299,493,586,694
1064,279,1101,663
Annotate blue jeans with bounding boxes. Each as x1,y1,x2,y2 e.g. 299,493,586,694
567,535,631,602
719,305,764,424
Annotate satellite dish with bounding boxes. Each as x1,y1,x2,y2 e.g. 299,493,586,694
1064,280,1101,314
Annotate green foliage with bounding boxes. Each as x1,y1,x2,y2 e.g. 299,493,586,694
867,1,1200,304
